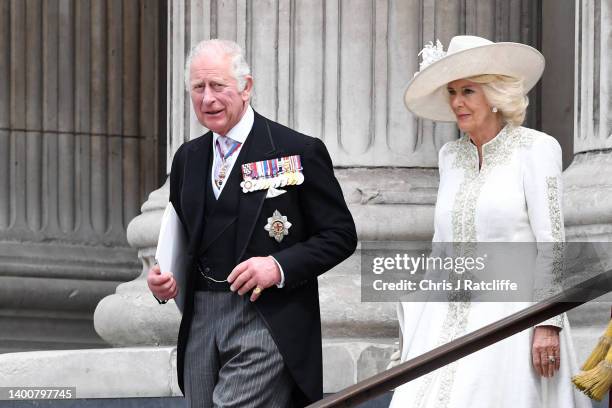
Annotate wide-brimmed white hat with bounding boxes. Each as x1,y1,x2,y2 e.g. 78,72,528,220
404,35,545,122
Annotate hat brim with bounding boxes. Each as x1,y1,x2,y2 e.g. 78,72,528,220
404,42,545,122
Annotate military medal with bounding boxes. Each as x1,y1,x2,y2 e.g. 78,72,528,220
290,155,304,185
241,162,256,193
296,172,305,185
241,155,305,193
264,210,292,242
240,179,254,192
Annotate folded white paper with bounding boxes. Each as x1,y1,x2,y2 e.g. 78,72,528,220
155,203,188,313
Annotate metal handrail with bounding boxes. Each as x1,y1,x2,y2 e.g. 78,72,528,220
308,269,612,408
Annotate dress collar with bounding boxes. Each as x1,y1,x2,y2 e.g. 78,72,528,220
460,124,514,151
482,124,512,151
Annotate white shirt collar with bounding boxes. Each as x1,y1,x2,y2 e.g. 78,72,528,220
212,104,254,145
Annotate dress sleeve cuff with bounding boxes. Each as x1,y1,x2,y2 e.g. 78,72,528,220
537,314,564,330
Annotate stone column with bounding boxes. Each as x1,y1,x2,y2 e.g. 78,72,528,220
0,0,178,399
564,0,612,241
325,0,541,390
561,0,612,367
0,0,162,353
93,0,194,347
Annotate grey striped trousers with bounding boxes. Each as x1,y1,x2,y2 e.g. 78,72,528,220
184,291,293,408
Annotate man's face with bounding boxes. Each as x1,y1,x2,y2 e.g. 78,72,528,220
189,50,253,136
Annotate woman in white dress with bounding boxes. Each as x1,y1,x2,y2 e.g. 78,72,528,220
389,36,591,408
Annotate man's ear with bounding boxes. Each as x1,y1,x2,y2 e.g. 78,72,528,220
241,75,253,101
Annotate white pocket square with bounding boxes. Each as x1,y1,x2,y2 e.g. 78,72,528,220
266,187,287,199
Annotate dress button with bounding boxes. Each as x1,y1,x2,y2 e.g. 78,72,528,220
204,267,211,273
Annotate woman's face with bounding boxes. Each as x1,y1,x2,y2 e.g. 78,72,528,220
447,79,497,135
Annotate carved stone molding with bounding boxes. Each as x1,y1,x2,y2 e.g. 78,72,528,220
565,0,612,240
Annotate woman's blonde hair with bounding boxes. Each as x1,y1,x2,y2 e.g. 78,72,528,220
467,74,529,126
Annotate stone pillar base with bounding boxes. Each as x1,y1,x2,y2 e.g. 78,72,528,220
0,240,140,353
564,151,612,240
94,179,181,348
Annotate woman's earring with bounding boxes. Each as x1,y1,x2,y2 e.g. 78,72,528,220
492,107,498,113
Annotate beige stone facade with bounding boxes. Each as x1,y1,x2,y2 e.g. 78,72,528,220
0,0,609,400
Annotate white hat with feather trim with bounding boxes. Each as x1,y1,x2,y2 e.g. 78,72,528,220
404,35,545,122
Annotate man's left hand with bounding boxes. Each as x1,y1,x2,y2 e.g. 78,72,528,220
228,256,281,302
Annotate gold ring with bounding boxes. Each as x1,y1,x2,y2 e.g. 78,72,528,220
253,287,263,295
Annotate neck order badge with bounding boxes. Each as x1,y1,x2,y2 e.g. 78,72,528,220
215,138,242,189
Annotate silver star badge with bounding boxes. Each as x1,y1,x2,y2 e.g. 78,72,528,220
264,210,292,243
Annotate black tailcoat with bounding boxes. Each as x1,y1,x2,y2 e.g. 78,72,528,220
169,111,357,405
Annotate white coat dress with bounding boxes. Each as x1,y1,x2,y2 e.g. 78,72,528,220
390,125,592,408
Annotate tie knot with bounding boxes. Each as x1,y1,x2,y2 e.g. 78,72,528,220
217,136,235,156
216,136,242,161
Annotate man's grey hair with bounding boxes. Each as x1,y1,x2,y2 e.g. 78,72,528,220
184,39,251,92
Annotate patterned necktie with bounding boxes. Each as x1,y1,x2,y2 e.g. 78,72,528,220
214,136,241,190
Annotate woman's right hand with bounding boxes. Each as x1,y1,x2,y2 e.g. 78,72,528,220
531,325,561,377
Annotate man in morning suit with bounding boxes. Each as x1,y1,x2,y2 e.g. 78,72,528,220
146,39,357,408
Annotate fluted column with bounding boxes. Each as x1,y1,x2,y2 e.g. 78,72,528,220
92,0,176,344
94,0,186,346
0,0,162,353
564,0,612,240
